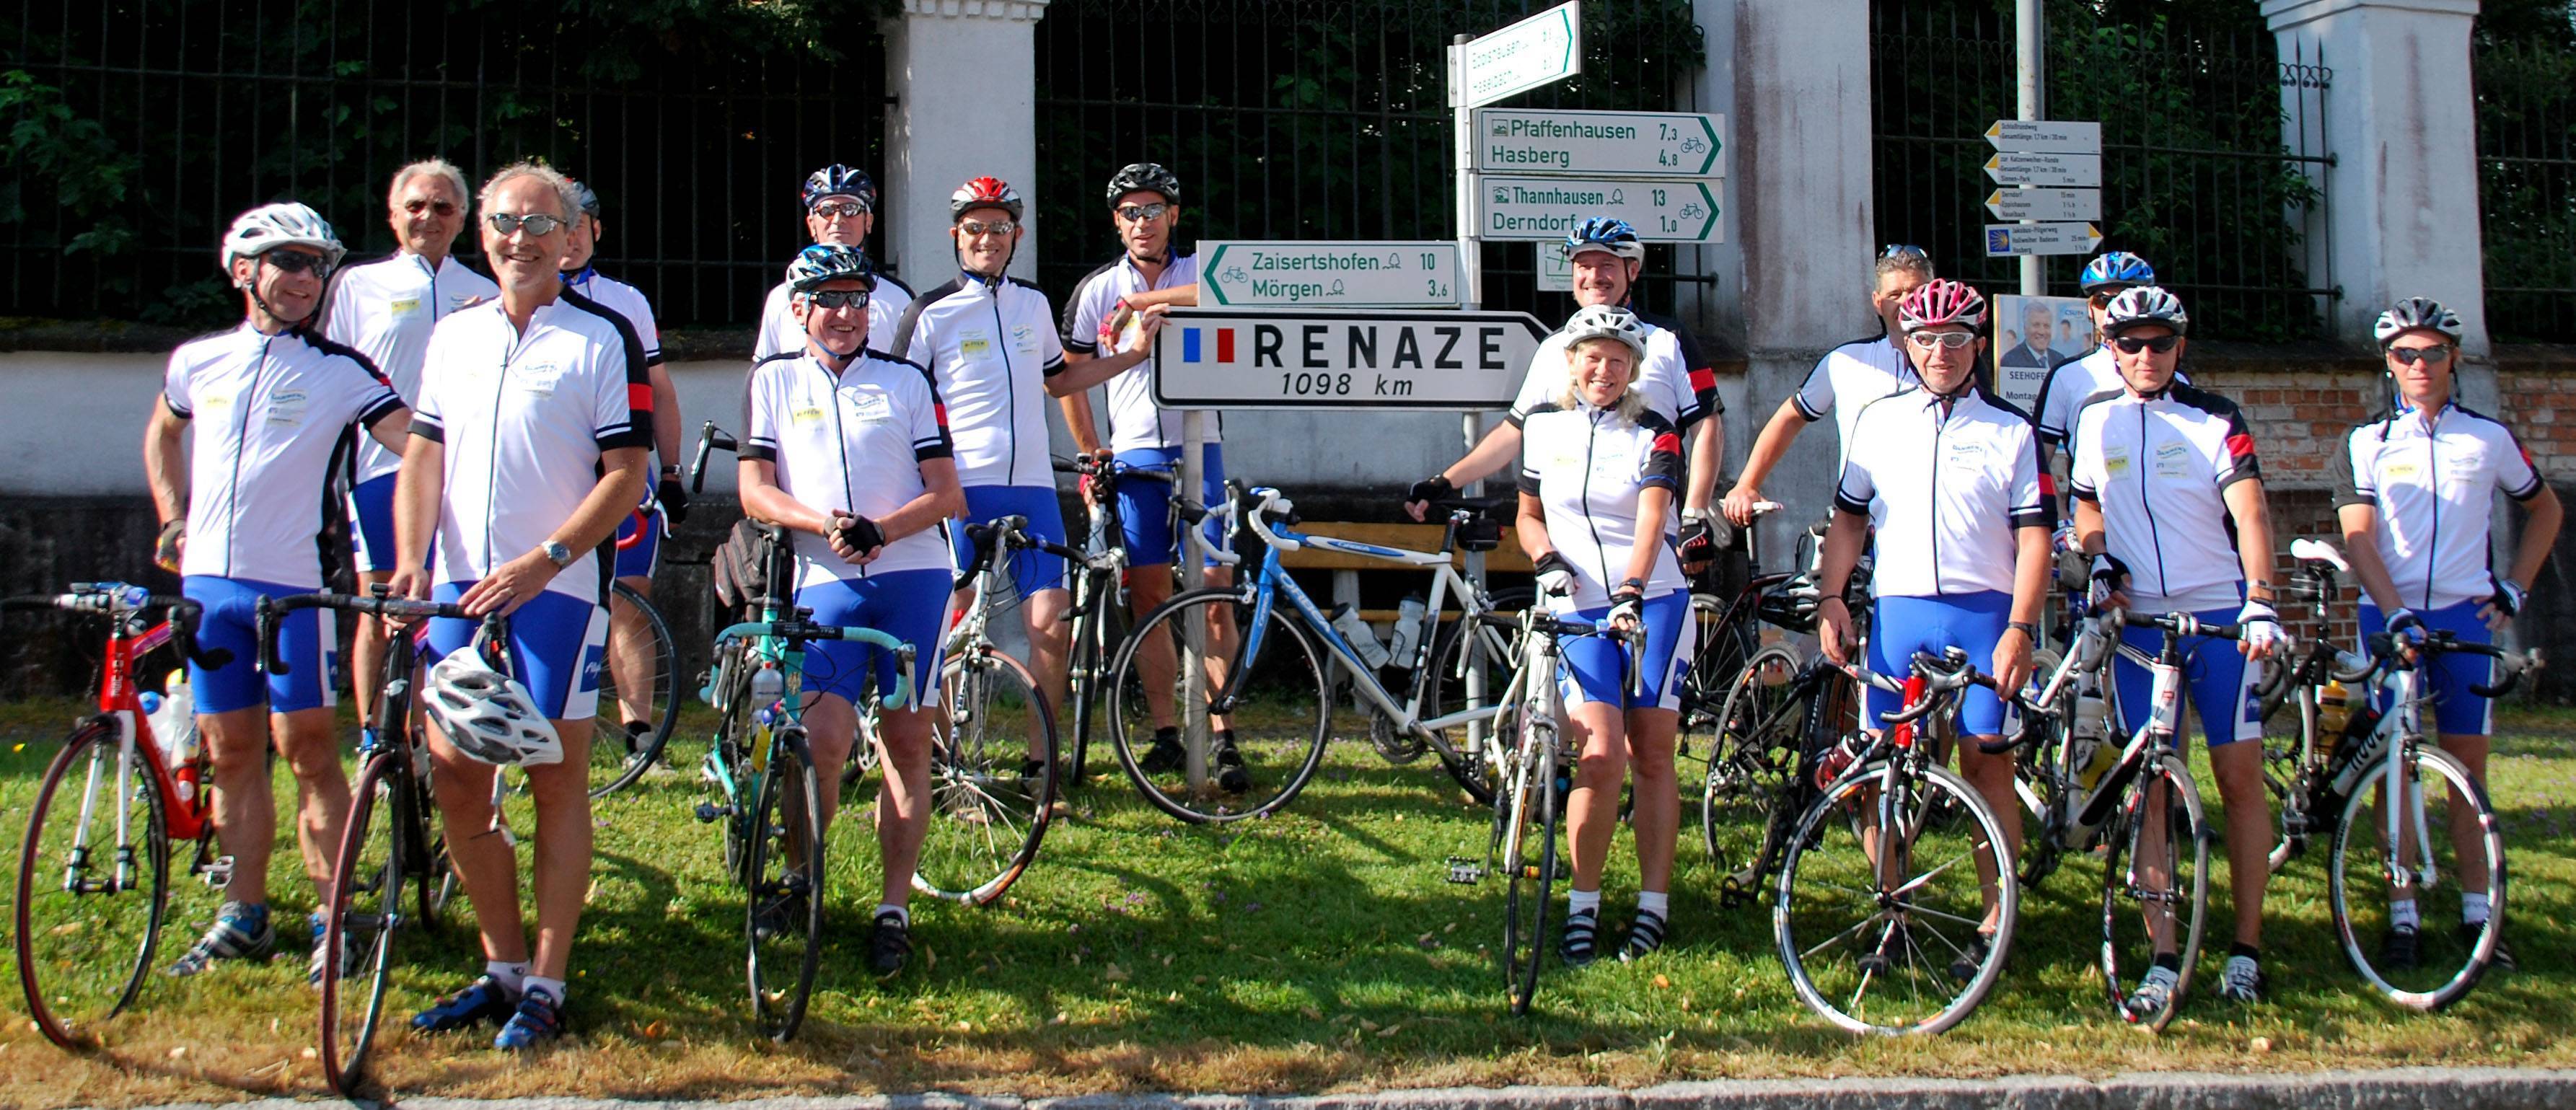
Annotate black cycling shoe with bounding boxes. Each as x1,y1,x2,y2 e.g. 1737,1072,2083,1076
2379,925,2421,971
1559,907,1601,968
869,911,913,976
2461,921,2514,972
1213,731,1250,793
1949,932,1994,983
1857,923,1907,977
1138,728,1185,774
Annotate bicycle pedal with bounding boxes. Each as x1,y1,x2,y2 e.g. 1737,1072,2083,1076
1443,856,1484,884
201,855,236,887
694,802,732,824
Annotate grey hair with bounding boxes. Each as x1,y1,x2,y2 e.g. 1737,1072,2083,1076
478,160,578,224
1557,338,1648,422
1873,250,1934,289
387,159,470,208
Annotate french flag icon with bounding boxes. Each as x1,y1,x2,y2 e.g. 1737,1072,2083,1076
1181,327,1237,364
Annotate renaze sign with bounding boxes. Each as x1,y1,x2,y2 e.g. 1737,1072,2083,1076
1152,308,1549,410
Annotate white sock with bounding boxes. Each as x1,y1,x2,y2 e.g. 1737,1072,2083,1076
485,960,528,993
1566,888,1601,917
2390,899,2420,931
522,974,566,1005
1637,890,1670,918
2463,891,2491,927
875,902,910,928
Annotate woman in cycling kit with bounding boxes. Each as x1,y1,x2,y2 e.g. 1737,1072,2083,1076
1514,304,1696,967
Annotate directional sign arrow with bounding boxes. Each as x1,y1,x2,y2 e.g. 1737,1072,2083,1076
1458,1,1583,109
1984,120,2103,153
1200,242,1461,309
1983,151,2103,188
1985,187,2102,222
1478,176,1724,243
1474,110,1726,177
1151,308,1550,411
1983,222,2104,257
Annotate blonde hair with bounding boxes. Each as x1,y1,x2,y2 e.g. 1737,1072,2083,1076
478,161,577,224
1559,337,1647,422
387,159,470,209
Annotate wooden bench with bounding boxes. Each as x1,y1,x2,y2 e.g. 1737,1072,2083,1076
1276,521,1533,626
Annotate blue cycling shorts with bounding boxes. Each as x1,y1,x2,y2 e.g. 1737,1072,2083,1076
794,568,948,709
1556,590,1694,711
1868,591,2011,737
181,576,338,715
2360,601,2496,737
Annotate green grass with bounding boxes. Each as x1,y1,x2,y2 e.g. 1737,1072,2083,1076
1,693,2573,1104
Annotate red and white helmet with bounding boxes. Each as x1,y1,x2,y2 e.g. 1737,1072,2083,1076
949,176,1024,222
1897,279,1987,332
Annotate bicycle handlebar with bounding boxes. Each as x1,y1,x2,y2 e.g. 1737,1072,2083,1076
4,585,229,671
2119,608,2247,641
713,621,918,709
2346,630,2541,697
256,591,480,675
691,421,739,495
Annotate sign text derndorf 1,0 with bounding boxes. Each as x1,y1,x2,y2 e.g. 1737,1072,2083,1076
1151,308,1550,410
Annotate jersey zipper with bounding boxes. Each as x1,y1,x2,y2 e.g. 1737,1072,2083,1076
2421,411,2440,609
485,315,528,576
1581,409,1613,599
1927,400,1946,594
988,288,1019,485
2135,403,2169,599
221,333,276,578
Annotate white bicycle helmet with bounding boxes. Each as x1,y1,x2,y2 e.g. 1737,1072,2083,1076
1560,304,1648,359
2373,296,2464,348
2102,285,2191,337
219,202,345,273
424,633,560,766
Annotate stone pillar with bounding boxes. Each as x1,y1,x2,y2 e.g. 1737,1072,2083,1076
2261,0,2489,358
883,1,1050,286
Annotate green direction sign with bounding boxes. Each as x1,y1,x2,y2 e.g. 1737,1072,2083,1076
1459,1,1583,108
1473,110,1726,177
1200,242,1461,309
1478,176,1723,243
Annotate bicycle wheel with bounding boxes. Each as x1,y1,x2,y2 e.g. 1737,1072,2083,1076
2099,752,2208,1031
14,721,170,1049
1499,716,1560,1015
1776,761,2018,1036
1421,587,1533,806
2263,685,2323,873
2010,653,2072,890
2329,744,2505,1010
744,736,824,1042
913,648,1058,904
1684,592,1762,731
1109,588,1330,823
320,753,405,1093
1701,645,1803,899
592,580,680,798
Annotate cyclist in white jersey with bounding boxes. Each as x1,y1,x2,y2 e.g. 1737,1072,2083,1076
2034,251,2162,546
390,163,654,1050
559,177,687,754
1722,245,1933,525
2329,296,2562,972
322,159,498,721
740,244,963,974
143,203,413,984
753,164,915,357
1407,218,1723,570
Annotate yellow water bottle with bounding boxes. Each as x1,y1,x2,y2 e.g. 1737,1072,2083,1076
2316,680,2351,739
2072,686,2115,790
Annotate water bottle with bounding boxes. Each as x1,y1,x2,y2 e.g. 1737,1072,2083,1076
1386,594,1428,664
144,673,202,802
1331,602,1392,670
749,664,783,704
2315,680,2352,738
2324,702,2388,801
2071,684,2115,790
1814,733,1868,789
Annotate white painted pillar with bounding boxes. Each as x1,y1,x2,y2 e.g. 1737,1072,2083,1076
883,1,1050,286
2261,0,2489,356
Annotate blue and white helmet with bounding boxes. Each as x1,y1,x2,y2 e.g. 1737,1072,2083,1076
2079,251,2156,293
801,164,876,211
785,243,876,294
1564,217,1644,262
2373,297,2464,347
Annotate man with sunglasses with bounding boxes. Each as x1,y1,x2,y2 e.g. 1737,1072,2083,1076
2328,296,2561,974
1720,244,1932,526
755,164,915,358
391,163,654,1049
559,177,688,759
2035,253,2174,509
322,160,500,723
144,202,414,985
2066,284,2282,1013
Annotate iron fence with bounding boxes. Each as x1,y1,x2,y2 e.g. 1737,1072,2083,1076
3,0,881,330
2477,38,2576,343
1032,0,1715,326
1871,1,2333,340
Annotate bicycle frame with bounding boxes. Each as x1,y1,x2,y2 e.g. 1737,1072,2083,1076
24,589,216,874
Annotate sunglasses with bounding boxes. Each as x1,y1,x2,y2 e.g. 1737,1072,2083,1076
2111,334,2181,355
1115,202,1170,224
1906,330,1977,350
485,211,566,237
2088,291,2119,307
2388,344,2453,366
1879,243,1927,260
803,289,869,310
261,249,333,278
402,198,460,216
811,201,869,219
958,219,1018,238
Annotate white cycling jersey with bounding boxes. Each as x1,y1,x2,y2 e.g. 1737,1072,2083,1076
2067,380,2261,612
890,271,1066,488
2034,345,2189,456
742,349,954,587
2331,402,2544,610
1517,399,1689,611
1792,332,1920,467
1506,308,1719,431
559,267,662,365
1834,387,2046,598
411,291,653,604
1060,250,1215,452
163,323,405,586
754,270,915,361
320,251,498,483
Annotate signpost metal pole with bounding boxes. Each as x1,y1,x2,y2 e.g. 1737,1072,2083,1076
1451,32,1490,758
2015,0,2046,299
1180,408,1210,796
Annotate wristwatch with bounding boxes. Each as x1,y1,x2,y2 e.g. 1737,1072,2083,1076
540,540,574,568
2008,621,2039,639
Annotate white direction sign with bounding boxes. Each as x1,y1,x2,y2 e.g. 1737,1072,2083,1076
1474,109,1726,177
1200,242,1461,309
1537,243,1573,292
1479,176,1723,243
1984,120,2103,153
1985,187,2102,222
1151,308,1549,410
1984,151,2102,188
1458,1,1582,108
1984,222,2104,257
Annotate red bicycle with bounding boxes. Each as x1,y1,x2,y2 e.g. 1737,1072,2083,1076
9,582,230,1049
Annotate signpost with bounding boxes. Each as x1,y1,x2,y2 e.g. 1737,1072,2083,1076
1984,119,2101,151
1537,243,1573,291
1979,118,2106,260
1477,175,1723,243
1982,151,2102,188
1472,109,1726,177
1984,187,2100,222
1150,308,1547,410
1200,241,1461,309
1984,222,2103,257
1456,1,1582,109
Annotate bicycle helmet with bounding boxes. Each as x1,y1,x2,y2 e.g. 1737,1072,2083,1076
1560,304,1648,359
801,164,876,211
2101,285,2191,337
1563,217,1645,263
2373,296,2464,347
1104,162,1182,208
949,176,1024,223
567,178,602,219
219,202,345,273
2079,251,2156,293
1896,279,1988,332
785,243,876,293
423,633,559,767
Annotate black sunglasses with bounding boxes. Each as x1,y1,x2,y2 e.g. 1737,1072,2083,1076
261,249,333,278
2111,334,2181,355
804,289,870,310
2388,344,2453,366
